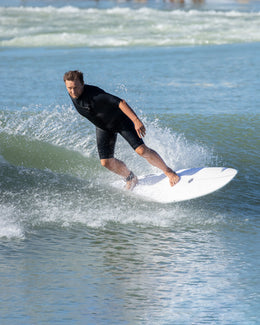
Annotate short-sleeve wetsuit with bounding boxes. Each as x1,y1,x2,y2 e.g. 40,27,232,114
70,84,144,159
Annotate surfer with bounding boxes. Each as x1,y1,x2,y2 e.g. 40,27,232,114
64,70,180,190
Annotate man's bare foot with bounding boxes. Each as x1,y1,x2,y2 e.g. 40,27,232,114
165,168,180,187
125,171,138,191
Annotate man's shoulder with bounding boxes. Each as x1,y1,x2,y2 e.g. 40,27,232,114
85,84,106,96
85,84,121,105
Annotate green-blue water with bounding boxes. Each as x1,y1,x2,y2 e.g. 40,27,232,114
0,1,259,324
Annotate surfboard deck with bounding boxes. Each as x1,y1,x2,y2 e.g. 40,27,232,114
112,167,237,203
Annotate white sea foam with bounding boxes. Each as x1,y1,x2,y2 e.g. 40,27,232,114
1,6,259,47
0,205,25,239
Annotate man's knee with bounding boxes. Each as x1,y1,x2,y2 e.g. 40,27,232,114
135,144,149,157
100,158,113,168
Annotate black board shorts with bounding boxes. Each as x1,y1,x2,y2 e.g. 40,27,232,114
96,122,144,159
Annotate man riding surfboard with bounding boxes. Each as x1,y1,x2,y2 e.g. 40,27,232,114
64,70,179,190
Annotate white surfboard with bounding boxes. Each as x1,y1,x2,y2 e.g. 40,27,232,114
112,167,237,203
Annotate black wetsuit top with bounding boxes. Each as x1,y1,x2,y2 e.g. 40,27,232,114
70,84,144,159
71,85,130,132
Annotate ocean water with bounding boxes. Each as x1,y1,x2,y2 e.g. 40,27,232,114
0,0,259,324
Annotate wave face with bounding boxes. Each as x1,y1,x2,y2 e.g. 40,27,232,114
1,6,260,47
0,105,216,239
1,104,259,239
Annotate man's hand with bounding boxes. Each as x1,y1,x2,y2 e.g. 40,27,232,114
118,100,146,138
134,118,146,138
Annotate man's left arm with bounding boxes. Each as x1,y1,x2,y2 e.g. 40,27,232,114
119,100,146,138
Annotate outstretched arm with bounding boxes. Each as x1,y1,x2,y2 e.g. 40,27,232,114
119,100,146,138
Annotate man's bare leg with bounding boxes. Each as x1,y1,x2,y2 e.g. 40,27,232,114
100,158,138,190
135,144,180,187
100,143,179,189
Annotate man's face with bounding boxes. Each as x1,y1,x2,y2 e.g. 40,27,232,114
65,79,84,99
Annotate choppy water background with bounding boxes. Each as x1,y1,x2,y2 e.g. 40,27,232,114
0,0,259,324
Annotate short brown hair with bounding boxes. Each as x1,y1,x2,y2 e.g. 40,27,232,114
63,70,84,84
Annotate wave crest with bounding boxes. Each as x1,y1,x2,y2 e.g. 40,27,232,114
1,6,259,47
